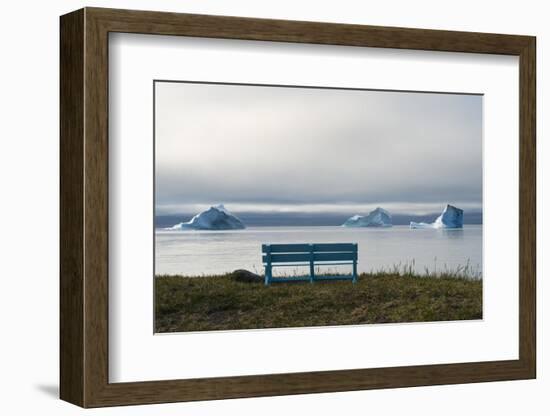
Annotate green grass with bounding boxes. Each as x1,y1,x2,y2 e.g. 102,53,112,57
155,270,482,333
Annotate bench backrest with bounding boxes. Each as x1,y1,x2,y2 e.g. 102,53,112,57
262,243,357,264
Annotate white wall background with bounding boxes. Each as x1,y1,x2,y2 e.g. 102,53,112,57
0,0,545,414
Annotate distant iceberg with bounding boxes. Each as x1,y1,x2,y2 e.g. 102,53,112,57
166,204,246,230
410,204,464,229
342,207,392,227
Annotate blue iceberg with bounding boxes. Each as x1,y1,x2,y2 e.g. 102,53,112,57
167,204,246,230
342,207,392,227
410,204,464,229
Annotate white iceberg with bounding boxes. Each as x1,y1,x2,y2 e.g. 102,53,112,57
167,204,246,230
342,207,392,227
410,204,464,229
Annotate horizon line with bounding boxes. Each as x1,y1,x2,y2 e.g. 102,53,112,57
155,202,483,217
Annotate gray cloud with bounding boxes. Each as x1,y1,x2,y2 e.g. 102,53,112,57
155,81,482,215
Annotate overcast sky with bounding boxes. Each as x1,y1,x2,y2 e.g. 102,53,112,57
155,81,482,216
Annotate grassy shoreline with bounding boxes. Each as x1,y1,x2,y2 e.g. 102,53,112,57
155,272,482,333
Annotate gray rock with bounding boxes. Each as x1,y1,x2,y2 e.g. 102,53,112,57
231,269,263,283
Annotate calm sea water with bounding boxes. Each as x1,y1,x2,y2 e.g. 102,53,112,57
155,225,482,278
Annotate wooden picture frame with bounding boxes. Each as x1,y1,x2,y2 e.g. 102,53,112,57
60,7,536,408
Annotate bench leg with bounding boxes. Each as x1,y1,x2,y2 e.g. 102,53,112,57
352,260,357,284
309,245,315,284
264,265,272,286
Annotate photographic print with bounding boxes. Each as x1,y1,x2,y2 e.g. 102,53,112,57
154,81,483,333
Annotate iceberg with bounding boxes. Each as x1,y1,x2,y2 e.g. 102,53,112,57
342,207,392,227
410,204,464,229
167,204,246,230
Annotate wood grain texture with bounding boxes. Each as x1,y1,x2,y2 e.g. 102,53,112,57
59,7,537,408
59,8,84,407
83,10,110,406
88,7,532,54
518,38,537,376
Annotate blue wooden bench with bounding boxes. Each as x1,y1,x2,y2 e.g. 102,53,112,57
262,243,358,286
